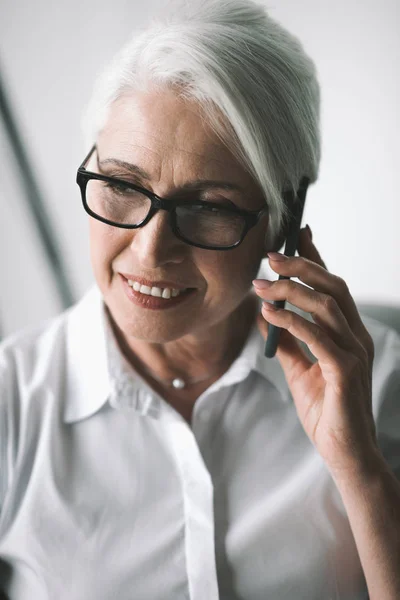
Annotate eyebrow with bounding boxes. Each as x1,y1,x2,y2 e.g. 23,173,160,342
97,156,245,193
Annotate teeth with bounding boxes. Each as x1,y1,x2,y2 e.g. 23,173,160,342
127,279,187,299
150,287,162,297
140,285,152,295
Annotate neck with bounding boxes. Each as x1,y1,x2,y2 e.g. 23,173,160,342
109,292,259,386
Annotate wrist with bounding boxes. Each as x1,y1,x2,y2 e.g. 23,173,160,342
327,446,387,489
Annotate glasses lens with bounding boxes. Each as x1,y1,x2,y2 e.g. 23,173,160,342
175,204,246,248
86,179,151,225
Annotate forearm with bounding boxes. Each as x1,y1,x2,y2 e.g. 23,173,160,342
332,452,400,600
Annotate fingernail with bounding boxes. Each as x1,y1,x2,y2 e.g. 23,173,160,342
268,252,287,262
253,279,273,288
306,224,312,240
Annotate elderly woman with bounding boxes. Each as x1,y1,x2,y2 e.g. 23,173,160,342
1,1,400,598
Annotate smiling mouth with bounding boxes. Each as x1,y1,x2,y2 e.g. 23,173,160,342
126,278,190,299
120,275,196,310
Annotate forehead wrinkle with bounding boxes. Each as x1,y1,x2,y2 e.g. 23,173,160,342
102,145,252,196
121,142,237,186
131,133,229,163
100,118,252,192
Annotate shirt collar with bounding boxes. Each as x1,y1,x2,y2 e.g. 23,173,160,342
201,308,292,403
63,285,163,423
63,285,111,423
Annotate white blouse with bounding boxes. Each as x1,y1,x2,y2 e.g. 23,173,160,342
0,283,399,600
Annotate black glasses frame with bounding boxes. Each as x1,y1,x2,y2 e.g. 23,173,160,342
76,145,271,251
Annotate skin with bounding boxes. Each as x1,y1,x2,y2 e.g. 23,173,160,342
88,87,273,419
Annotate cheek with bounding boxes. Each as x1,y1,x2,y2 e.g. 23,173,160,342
199,245,261,300
89,221,124,285
205,239,265,303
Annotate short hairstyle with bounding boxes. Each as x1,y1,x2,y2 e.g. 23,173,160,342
82,0,321,245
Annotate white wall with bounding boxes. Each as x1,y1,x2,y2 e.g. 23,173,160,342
0,0,399,337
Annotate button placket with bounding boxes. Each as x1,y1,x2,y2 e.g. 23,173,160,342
164,418,220,600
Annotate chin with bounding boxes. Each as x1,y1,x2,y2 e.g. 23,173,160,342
108,302,198,344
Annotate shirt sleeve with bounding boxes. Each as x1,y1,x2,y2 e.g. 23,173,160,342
371,324,400,479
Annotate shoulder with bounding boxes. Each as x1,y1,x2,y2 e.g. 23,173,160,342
0,285,101,376
0,307,70,510
0,285,102,413
357,312,400,472
0,307,73,470
0,309,70,395
357,312,400,401
0,286,105,508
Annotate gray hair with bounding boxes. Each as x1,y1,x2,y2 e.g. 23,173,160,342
82,0,321,244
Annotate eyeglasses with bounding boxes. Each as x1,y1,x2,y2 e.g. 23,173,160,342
76,145,270,250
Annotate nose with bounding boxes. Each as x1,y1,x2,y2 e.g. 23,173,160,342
129,209,186,268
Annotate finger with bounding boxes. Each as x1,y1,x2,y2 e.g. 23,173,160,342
267,254,373,360
256,311,312,376
254,278,364,358
298,228,375,364
260,302,353,381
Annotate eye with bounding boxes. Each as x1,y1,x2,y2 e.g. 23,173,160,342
198,197,238,211
104,182,138,196
200,204,227,213
186,203,238,218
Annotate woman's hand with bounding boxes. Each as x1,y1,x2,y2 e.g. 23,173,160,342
253,226,379,479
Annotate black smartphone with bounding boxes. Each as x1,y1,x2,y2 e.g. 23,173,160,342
264,176,310,358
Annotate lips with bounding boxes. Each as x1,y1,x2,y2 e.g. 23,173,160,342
120,274,196,310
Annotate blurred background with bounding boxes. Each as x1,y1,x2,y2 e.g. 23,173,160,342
0,0,399,339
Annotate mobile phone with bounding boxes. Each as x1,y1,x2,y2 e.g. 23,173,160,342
264,176,310,358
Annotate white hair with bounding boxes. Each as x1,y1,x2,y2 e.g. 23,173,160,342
82,0,321,244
